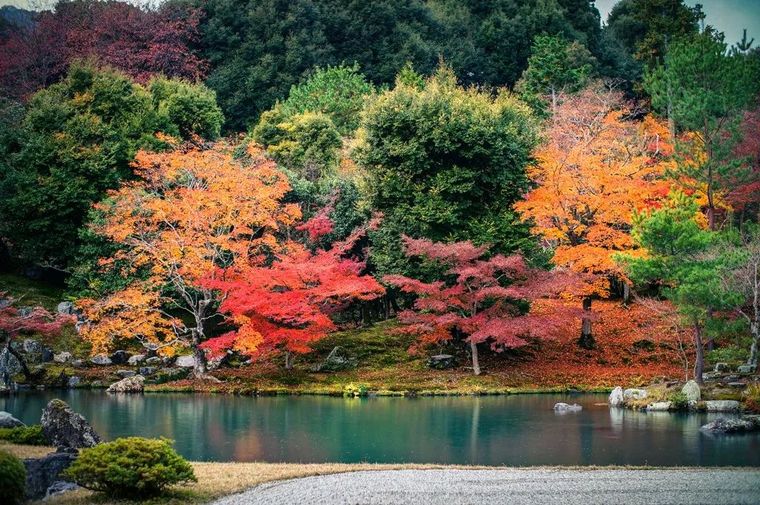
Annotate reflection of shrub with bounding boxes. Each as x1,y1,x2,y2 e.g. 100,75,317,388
0,449,26,505
64,437,196,498
0,424,48,445
744,384,760,413
668,392,689,410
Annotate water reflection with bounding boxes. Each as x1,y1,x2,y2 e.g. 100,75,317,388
3,391,758,466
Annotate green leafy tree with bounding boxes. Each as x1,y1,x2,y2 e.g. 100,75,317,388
620,192,729,384
0,62,224,269
357,65,539,276
149,77,224,140
644,31,760,229
516,35,595,111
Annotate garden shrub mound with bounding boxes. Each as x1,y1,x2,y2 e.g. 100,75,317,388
0,425,49,445
0,449,27,505
64,437,196,498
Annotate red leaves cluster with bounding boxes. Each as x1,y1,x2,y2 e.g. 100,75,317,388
0,293,73,340
202,220,385,358
0,0,206,99
384,236,582,352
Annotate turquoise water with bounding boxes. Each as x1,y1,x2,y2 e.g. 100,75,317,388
4,391,759,466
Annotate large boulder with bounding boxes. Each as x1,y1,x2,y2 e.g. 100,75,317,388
0,347,22,387
681,380,701,402
127,354,146,366
109,350,132,365
0,410,25,428
56,301,74,315
40,399,101,449
89,354,112,366
623,388,648,400
23,452,78,501
608,386,624,407
53,352,72,364
427,354,456,370
175,354,197,368
553,403,582,412
106,375,144,394
705,400,741,412
700,417,760,434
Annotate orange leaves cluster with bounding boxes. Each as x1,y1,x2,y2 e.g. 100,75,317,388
79,142,299,354
515,86,674,293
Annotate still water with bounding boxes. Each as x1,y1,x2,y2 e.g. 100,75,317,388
3,391,759,466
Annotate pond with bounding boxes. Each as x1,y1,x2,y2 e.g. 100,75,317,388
3,391,759,466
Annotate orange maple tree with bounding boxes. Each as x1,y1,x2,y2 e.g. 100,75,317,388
78,142,300,377
514,84,674,348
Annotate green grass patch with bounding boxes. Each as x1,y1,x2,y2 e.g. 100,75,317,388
0,273,66,310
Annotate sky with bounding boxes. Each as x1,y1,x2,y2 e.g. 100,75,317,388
2,0,759,48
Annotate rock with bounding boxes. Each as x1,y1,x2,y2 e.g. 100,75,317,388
714,362,729,372
608,386,624,407
702,371,721,381
0,347,22,389
700,417,760,434
737,364,757,374
127,354,146,366
427,354,456,370
312,346,358,372
623,388,648,400
681,380,701,402
553,402,582,412
56,301,74,315
53,352,72,364
67,376,80,388
175,354,197,368
23,452,77,501
45,480,80,499
646,401,672,412
705,400,741,412
138,366,157,376
145,356,162,365
41,348,54,363
106,375,144,394
728,381,746,388
724,374,741,382
116,369,136,378
89,354,112,366
0,410,25,428
152,367,189,383
109,350,131,365
40,399,101,449
23,338,42,354
70,359,84,368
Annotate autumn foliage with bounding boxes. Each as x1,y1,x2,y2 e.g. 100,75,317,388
202,218,385,367
514,85,674,294
78,142,300,376
384,237,581,375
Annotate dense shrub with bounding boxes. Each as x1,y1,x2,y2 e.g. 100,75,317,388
0,424,48,445
64,437,196,498
706,347,750,366
0,449,26,505
668,392,689,411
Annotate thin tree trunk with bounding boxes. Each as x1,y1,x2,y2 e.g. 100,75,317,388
578,297,595,349
749,321,759,367
191,334,208,378
284,351,294,370
694,323,705,385
470,340,481,376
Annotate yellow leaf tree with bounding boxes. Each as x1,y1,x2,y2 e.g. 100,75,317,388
514,84,674,348
78,142,300,377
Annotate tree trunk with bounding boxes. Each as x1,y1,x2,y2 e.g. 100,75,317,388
749,320,759,367
622,283,631,306
470,340,481,376
694,323,705,385
191,339,208,378
284,351,294,370
578,297,595,350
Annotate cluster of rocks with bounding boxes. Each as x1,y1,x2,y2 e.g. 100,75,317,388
2,399,101,500
700,415,760,434
553,402,582,413
702,361,758,384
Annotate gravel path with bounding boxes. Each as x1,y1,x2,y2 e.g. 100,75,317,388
212,468,760,505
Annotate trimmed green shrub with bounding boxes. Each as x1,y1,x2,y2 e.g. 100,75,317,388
0,449,27,505
64,437,196,498
0,425,49,445
668,392,689,411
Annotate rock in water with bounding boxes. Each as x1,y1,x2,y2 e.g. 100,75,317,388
681,380,700,402
623,388,648,400
175,354,197,368
106,375,144,394
0,410,25,428
23,452,78,501
608,386,624,407
646,401,672,412
701,417,760,434
705,400,741,412
40,399,101,449
553,403,582,412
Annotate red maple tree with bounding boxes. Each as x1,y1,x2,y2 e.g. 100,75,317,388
383,237,582,375
202,219,386,369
